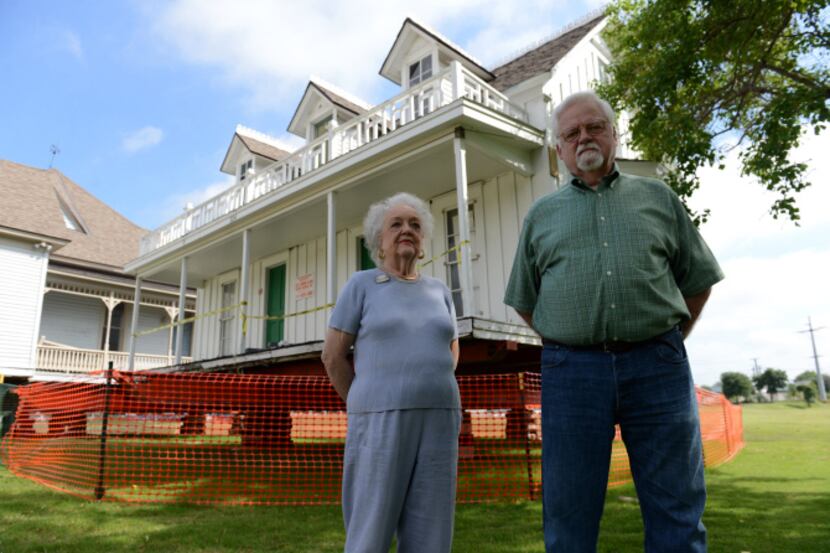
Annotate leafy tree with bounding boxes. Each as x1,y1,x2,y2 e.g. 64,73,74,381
797,383,817,406
753,368,789,399
794,370,830,391
600,0,829,223
720,372,754,402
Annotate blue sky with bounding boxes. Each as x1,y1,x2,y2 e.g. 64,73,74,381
1,0,828,387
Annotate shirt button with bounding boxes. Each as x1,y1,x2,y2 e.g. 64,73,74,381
606,271,612,276
611,303,616,309
600,216,606,221
603,242,608,247
597,193,602,197
613,336,619,340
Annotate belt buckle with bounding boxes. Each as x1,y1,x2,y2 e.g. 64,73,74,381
601,341,630,353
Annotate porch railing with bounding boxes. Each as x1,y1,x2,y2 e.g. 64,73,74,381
36,345,192,374
139,62,528,256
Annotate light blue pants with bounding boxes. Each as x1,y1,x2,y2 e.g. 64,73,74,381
342,408,462,553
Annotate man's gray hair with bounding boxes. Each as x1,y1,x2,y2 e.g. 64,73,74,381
363,192,433,267
551,90,617,145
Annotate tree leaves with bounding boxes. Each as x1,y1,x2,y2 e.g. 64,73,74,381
600,0,829,224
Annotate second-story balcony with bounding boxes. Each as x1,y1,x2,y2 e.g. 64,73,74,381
139,62,532,256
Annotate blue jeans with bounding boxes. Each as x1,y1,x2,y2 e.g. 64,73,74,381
541,327,706,553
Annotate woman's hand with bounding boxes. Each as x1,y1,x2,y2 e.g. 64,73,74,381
322,328,356,402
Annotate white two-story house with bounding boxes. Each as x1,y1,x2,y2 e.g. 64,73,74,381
124,13,656,375
0,160,195,383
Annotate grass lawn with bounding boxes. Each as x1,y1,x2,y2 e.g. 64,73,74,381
1,401,827,552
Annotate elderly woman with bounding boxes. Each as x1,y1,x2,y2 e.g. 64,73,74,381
322,192,461,553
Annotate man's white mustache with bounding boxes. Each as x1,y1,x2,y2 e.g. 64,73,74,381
577,142,600,155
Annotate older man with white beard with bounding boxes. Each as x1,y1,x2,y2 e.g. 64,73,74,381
505,91,723,553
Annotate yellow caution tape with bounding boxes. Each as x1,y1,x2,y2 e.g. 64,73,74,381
133,239,473,338
418,239,471,269
242,302,335,336
132,302,245,338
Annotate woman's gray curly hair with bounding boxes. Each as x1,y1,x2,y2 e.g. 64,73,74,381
363,192,433,267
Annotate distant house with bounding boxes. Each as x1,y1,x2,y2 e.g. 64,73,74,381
0,160,195,383
123,13,657,373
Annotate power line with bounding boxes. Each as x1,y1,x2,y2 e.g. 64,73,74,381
798,317,826,402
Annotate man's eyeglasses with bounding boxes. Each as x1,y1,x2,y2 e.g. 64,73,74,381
559,120,609,143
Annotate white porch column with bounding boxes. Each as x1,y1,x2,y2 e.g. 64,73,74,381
127,276,143,371
327,191,337,306
453,127,475,317
100,294,120,371
175,256,188,364
164,306,178,366
238,229,251,354
450,60,465,102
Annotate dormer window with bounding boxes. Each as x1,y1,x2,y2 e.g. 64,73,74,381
239,159,253,181
408,55,433,87
56,195,85,233
312,115,334,139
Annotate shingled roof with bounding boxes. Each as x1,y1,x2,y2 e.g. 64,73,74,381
0,159,147,269
309,80,370,116
490,13,606,92
236,133,292,162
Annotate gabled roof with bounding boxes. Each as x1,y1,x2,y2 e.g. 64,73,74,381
380,17,494,85
0,159,147,268
220,126,293,174
286,79,371,137
490,13,606,92
310,78,371,116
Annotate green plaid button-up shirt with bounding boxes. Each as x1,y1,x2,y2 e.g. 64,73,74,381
504,168,723,345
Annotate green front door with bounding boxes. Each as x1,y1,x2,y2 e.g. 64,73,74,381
358,237,376,270
266,265,286,346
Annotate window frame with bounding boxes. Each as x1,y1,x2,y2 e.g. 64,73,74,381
408,54,433,87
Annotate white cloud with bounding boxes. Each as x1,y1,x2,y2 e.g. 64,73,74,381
62,30,83,60
685,130,830,386
147,0,582,111
122,126,165,153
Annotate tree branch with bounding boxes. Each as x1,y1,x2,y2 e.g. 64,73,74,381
762,63,830,96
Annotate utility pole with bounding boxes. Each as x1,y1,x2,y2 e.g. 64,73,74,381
751,358,761,378
798,317,826,402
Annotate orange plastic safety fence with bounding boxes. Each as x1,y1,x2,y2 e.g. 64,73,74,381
0,371,743,505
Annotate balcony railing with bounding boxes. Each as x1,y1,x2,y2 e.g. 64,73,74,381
139,62,528,255
37,345,192,374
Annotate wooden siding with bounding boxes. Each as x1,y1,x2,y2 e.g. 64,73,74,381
0,237,49,369
190,168,547,360
40,293,105,350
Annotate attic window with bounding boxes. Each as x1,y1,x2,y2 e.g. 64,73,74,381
312,115,334,139
239,159,254,181
57,198,84,232
408,55,432,87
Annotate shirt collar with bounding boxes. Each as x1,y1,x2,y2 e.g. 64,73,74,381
569,164,621,192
